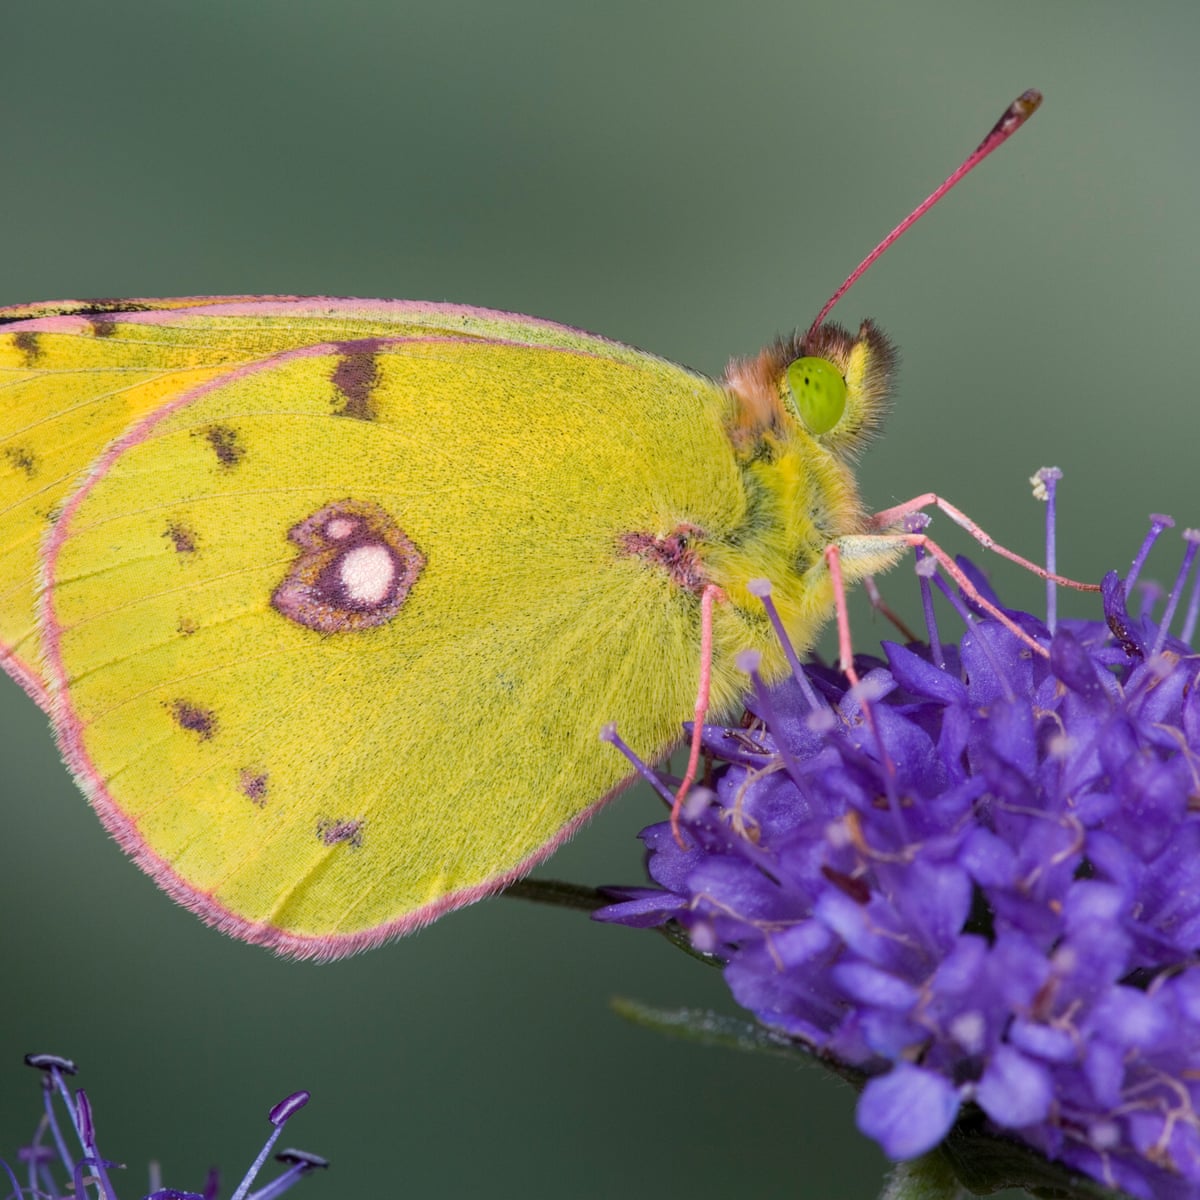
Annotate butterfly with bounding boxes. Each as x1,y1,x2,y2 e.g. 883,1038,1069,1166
0,92,1040,959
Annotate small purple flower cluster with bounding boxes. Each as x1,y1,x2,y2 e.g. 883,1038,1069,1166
4,1054,326,1200
599,482,1200,1200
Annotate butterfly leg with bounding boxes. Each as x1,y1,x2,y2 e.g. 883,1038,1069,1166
671,583,725,846
830,531,1052,663
870,492,1098,593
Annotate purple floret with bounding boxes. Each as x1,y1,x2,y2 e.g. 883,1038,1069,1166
4,1054,326,1200
598,499,1200,1200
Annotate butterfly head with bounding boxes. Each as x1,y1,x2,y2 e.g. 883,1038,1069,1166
722,319,896,461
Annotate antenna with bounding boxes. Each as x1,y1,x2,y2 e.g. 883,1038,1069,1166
806,89,1042,339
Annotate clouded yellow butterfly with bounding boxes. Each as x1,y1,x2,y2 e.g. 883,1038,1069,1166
0,93,1040,958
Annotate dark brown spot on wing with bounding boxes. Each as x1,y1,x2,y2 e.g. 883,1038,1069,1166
12,332,40,364
3,446,38,478
87,316,118,338
317,817,364,848
0,300,155,327
198,424,245,469
331,338,386,420
168,699,217,740
177,616,199,636
272,499,425,633
239,768,269,806
61,299,153,317
164,521,198,554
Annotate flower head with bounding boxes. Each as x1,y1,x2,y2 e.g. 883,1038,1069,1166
599,477,1200,1200
5,1053,327,1200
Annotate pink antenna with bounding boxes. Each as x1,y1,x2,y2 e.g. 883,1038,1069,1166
806,89,1042,339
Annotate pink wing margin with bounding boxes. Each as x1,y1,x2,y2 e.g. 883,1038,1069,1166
0,293,633,344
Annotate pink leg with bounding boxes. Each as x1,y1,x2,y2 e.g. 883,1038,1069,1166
826,546,896,782
871,493,1099,593
886,531,1052,660
825,545,862,686
671,584,724,845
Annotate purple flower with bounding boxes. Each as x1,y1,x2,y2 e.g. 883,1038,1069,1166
4,1054,327,1200
599,475,1200,1200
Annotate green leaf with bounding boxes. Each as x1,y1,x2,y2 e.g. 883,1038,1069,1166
878,1154,964,1200
608,998,865,1086
936,1110,1134,1200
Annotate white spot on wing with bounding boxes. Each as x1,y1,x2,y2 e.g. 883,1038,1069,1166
340,544,396,605
324,516,358,540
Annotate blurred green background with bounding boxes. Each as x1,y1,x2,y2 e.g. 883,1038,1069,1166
1,3,1197,1197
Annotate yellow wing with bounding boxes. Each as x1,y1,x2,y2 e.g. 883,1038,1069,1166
43,334,759,957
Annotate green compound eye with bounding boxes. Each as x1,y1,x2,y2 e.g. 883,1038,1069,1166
785,356,847,435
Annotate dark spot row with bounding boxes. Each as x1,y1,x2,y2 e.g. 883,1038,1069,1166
165,698,364,848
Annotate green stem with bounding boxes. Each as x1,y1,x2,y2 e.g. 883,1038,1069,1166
500,877,609,913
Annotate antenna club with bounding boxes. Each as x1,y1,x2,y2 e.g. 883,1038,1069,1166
1007,89,1043,128
977,89,1043,152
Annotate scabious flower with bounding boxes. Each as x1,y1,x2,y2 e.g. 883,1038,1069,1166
598,472,1200,1200
4,1053,327,1200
